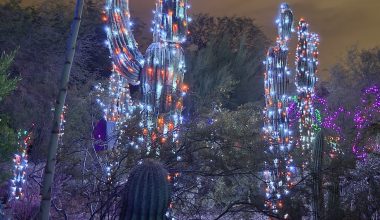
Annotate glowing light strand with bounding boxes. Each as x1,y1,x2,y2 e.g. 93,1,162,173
103,0,144,84
352,85,380,158
98,0,190,153
10,130,33,200
315,85,379,159
262,3,294,215
58,106,67,146
295,18,320,169
98,0,145,150
142,0,190,155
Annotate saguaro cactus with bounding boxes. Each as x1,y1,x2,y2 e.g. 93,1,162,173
312,130,325,220
100,0,190,151
295,18,320,169
262,3,294,216
120,159,170,220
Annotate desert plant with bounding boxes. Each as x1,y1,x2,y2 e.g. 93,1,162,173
120,159,170,220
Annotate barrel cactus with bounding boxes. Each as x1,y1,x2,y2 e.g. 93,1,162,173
120,159,171,220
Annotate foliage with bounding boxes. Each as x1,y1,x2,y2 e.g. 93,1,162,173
0,1,379,219
327,46,380,109
0,51,19,102
185,15,269,110
0,51,18,182
0,116,17,181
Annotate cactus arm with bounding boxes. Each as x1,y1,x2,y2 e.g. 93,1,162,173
153,0,189,43
104,0,144,85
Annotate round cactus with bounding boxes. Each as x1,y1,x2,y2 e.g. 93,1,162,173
120,159,170,220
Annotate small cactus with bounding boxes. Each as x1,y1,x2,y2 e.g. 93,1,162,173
120,159,170,220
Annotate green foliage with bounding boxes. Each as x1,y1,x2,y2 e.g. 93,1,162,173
120,159,170,220
0,116,17,163
0,51,19,102
327,46,380,110
0,1,378,219
0,51,18,182
186,15,269,109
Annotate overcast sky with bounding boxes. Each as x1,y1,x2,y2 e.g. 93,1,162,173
130,0,380,78
18,0,380,79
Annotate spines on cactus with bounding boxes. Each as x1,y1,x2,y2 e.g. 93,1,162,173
120,159,171,220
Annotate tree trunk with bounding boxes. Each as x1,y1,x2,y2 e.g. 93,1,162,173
38,0,84,219
312,131,325,220
326,175,340,220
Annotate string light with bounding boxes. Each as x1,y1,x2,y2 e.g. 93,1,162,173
262,3,294,216
142,0,189,156
352,85,380,159
58,105,67,146
315,85,379,160
98,0,146,150
98,0,190,156
10,129,33,200
295,18,320,169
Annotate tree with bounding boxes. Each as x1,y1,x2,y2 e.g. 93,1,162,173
0,51,18,180
0,51,18,102
185,15,269,111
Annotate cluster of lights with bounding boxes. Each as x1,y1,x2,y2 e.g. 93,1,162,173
315,85,379,160
10,129,33,200
315,96,345,135
103,0,144,84
152,0,190,43
166,172,181,219
58,106,67,146
262,3,294,215
97,0,144,150
314,96,345,158
98,0,190,156
352,85,380,158
295,18,320,169
142,42,188,154
141,0,190,155
326,136,342,159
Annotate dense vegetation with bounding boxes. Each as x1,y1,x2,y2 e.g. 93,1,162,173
0,1,379,219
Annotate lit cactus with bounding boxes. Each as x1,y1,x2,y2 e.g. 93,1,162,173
263,3,294,215
295,18,320,170
120,159,171,220
295,17,321,220
277,3,293,42
98,0,190,151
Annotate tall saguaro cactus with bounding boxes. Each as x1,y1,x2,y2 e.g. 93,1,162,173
295,18,320,169
262,3,294,216
100,0,190,152
39,0,84,219
295,18,321,220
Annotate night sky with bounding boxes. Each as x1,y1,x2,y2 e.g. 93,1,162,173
130,0,380,79
20,0,380,79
